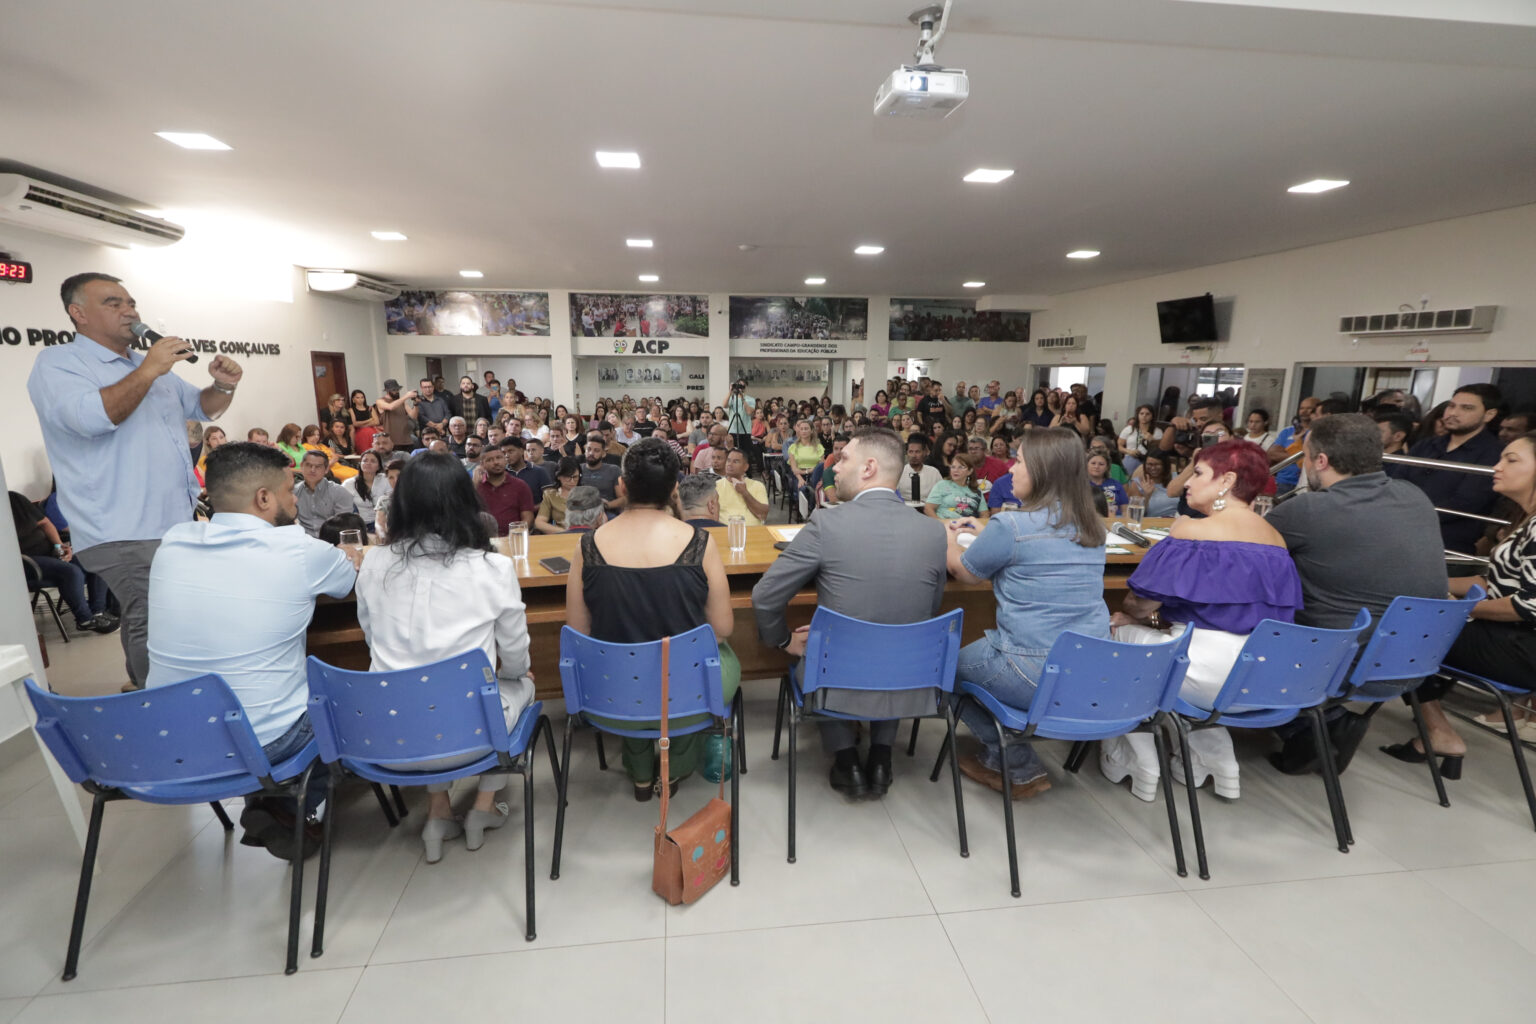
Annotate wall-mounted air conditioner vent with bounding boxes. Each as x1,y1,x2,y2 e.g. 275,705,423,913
1034,334,1085,352
304,269,402,302
1338,306,1496,337
0,174,185,248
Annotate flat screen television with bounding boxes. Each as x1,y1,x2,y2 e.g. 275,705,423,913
1156,293,1218,344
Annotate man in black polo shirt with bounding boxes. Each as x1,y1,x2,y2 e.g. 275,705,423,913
501,436,552,496
1400,383,1503,554
1266,414,1448,772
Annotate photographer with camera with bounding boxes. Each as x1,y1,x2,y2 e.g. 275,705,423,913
722,378,757,456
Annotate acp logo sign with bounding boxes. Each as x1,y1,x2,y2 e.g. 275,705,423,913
613,339,671,354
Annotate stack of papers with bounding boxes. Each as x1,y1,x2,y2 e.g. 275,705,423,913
767,525,803,543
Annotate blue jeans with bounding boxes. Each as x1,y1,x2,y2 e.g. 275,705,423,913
31,555,108,624
955,638,1047,776
250,714,329,813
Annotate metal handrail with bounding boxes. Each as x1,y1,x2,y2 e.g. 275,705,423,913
1444,551,1492,567
1434,506,1512,526
1382,452,1496,476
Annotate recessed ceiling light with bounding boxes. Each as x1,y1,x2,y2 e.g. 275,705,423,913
154,131,231,150
371,231,408,241
1288,178,1349,194
805,277,826,286
596,151,641,169
638,274,659,283
963,281,986,288
626,238,653,248
1066,250,1100,259
854,244,884,256
459,270,484,278
963,168,1014,184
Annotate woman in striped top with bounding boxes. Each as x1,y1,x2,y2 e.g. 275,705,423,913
1385,430,1536,763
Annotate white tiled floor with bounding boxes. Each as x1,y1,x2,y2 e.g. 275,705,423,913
5,628,1536,1022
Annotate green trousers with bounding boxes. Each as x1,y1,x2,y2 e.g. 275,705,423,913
593,641,741,785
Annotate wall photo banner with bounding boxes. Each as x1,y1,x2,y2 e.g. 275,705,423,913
729,296,868,340
597,362,684,386
730,361,827,385
571,293,708,338
384,290,551,336
888,298,1030,342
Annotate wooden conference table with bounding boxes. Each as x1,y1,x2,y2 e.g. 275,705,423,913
307,519,1166,702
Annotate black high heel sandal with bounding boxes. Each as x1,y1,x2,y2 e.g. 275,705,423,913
1380,741,1464,780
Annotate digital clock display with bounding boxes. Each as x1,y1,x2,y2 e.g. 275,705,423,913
0,259,33,283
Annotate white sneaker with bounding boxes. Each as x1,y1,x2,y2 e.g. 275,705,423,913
1171,727,1240,799
1099,733,1160,802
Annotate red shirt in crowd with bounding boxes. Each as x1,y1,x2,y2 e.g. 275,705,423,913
475,474,535,535
976,455,1011,483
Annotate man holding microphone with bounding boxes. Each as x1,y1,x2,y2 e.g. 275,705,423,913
27,273,243,689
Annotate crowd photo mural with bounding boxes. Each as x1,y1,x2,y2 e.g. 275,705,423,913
888,298,1030,342
729,296,868,340
571,293,709,338
384,290,551,335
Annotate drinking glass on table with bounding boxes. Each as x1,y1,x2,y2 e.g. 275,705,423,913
337,529,366,567
1127,497,1146,526
727,515,747,554
507,522,530,560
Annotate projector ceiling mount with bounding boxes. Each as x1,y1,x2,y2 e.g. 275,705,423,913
874,1,969,118
909,3,952,70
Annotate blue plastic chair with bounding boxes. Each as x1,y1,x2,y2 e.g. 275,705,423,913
932,628,1193,897
25,675,324,980
1171,609,1371,878
769,607,967,864
1435,663,1536,831
1325,589,1483,816
305,651,558,943
552,624,740,884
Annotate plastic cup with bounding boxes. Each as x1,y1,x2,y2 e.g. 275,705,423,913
727,515,747,553
508,522,530,560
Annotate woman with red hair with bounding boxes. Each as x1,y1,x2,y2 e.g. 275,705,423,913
1099,439,1303,802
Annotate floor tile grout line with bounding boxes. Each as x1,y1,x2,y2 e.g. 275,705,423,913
1411,861,1536,954
24,964,366,1002
1183,887,1322,1024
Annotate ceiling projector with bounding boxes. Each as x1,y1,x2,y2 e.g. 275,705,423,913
874,2,968,119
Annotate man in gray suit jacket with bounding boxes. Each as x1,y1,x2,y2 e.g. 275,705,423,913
752,427,948,798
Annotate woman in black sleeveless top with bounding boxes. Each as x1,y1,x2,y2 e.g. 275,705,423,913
567,439,740,799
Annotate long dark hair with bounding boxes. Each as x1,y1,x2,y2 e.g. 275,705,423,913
1014,428,1107,547
385,453,493,562
353,450,382,502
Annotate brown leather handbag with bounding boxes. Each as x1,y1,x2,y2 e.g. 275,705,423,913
652,635,733,905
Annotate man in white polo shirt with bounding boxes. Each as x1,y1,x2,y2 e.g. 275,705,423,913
147,442,358,859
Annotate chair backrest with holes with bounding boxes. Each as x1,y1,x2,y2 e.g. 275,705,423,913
800,607,964,697
558,624,724,732
1211,609,1371,714
1342,588,1482,692
1026,629,1192,737
305,650,510,768
25,675,273,789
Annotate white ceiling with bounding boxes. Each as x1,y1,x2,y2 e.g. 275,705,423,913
3,0,1534,298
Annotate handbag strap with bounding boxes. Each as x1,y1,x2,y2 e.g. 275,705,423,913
656,635,671,834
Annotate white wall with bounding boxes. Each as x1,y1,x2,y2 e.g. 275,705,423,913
1032,203,1536,425
0,224,380,495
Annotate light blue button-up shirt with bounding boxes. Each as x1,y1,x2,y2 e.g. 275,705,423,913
26,331,209,553
146,513,357,745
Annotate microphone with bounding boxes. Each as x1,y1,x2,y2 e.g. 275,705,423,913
130,321,198,363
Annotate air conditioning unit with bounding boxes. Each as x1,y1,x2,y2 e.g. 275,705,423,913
1338,306,1497,337
0,174,185,248
1035,334,1086,352
304,269,401,302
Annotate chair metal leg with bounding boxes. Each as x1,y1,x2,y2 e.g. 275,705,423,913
390,785,408,819
786,706,798,864
370,783,400,827
42,591,71,644
311,772,338,959
524,764,537,939
728,717,740,886
942,705,969,858
209,801,235,831
993,716,1022,898
1173,718,1210,881
594,729,608,771
1406,688,1450,808
907,718,921,756
1151,722,1187,878
61,791,108,981
1311,706,1354,846
284,763,314,976
1488,686,1536,831
733,689,748,774
771,674,788,760
539,716,562,792
1308,709,1350,854
1063,740,1090,774
550,717,575,880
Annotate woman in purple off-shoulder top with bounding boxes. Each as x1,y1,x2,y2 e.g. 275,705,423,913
1100,440,1303,802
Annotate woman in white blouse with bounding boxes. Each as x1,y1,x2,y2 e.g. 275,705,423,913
354,452,535,863
341,450,390,531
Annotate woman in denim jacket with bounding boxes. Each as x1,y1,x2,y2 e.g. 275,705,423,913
945,428,1110,798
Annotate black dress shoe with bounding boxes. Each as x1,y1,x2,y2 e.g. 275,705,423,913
829,761,869,798
865,758,892,797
